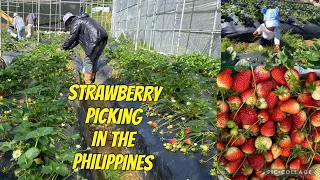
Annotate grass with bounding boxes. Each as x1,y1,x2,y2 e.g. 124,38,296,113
222,31,315,54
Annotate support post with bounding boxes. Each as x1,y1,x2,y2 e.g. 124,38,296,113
209,0,220,57
37,0,40,43
135,0,143,51
176,0,186,55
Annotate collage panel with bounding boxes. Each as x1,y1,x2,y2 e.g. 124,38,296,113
217,0,320,180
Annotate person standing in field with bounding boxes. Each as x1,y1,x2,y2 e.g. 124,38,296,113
56,12,108,84
26,13,37,38
13,13,25,40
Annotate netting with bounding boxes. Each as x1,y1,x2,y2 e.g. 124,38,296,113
111,0,221,58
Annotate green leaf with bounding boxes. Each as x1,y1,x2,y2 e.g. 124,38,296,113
24,147,40,159
0,142,11,152
25,127,54,140
41,166,52,174
54,164,69,176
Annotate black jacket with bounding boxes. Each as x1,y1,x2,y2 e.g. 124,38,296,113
60,13,108,56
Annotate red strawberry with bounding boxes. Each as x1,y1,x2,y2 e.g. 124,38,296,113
18,99,25,104
230,175,247,180
300,154,311,165
280,99,300,115
279,135,292,149
312,130,320,143
271,107,286,122
245,123,260,134
292,110,307,129
264,151,273,163
256,80,273,98
313,154,320,163
291,131,305,145
217,100,230,115
260,121,275,137
271,144,282,159
240,107,258,126
216,141,225,151
225,159,242,174
169,138,177,144
232,69,252,93
314,100,320,107
311,111,320,127
217,113,229,128
228,95,242,111
218,155,228,166
271,66,287,85
228,133,246,147
279,116,292,133
184,138,192,145
271,158,285,170
285,68,300,89
184,128,191,134
301,137,313,149
241,88,257,107
240,160,253,176
254,66,271,83
217,68,233,90
264,175,277,180
275,86,291,101
305,72,318,86
230,111,242,127
281,148,290,158
151,122,158,128
248,154,265,171
250,174,260,180
225,147,245,161
255,170,266,179
242,137,256,154
266,92,278,109
257,110,270,123
298,93,314,107
270,79,280,90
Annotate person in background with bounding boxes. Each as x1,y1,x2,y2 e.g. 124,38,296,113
56,12,108,84
13,13,25,40
26,13,37,38
253,7,281,53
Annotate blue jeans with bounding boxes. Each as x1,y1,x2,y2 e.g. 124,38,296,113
258,37,273,46
17,26,25,40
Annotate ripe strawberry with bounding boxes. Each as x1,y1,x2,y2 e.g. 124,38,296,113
275,86,291,101
298,93,314,107
18,99,25,104
257,80,273,98
279,99,300,115
291,131,305,145
264,175,277,180
216,141,225,151
257,110,270,123
254,66,271,83
169,138,177,144
271,66,287,85
280,148,290,158
151,122,158,128
292,110,307,128
271,107,286,122
300,154,311,165
271,158,285,171
217,100,230,115
256,97,268,110
230,111,242,127
217,113,229,128
218,154,228,166
260,121,275,137
301,137,313,149
248,154,265,171
228,95,242,111
271,144,282,159
245,123,260,134
279,135,292,149
225,159,242,174
255,135,272,152
250,174,260,180
232,69,252,93
241,88,257,107
224,147,245,161
230,175,247,180
279,116,292,133
242,137,256,154
285,68,300,89
255,170,266,179
184,128,191,134
240,107,258,126
217,68,233,90
184,138,192,145
240,160,253,177
313,154,320,163
314,100,320,107
264,151,273,163
311,111,320,127
266,92,278,109
228,133,246,147
305,72,318,86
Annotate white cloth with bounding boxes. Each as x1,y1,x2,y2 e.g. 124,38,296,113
26,24,34,38
256,23,280,45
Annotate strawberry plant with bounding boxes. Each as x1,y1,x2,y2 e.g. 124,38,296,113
216,65,320,179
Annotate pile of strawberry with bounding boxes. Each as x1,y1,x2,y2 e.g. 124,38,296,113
216,66,320,180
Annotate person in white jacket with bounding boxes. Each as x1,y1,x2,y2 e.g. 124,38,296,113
253,7,281,53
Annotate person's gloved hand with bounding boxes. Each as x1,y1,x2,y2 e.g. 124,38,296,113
253,31,259,37
275,45,280,53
